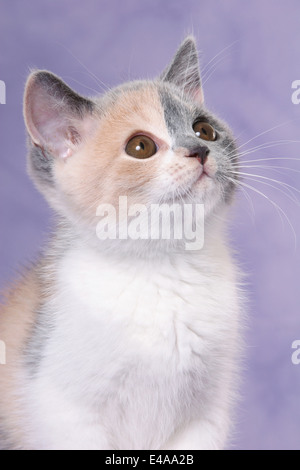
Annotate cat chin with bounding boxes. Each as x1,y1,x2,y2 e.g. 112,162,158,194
192,174,215,196
186,183,224,214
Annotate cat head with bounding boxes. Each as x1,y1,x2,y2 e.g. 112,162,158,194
24,37,238,251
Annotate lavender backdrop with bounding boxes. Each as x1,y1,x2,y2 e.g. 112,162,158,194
0,0,300,450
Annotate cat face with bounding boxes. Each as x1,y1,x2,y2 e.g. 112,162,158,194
24,37,238,244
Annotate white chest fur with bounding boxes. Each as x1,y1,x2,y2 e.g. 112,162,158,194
24,242,240,450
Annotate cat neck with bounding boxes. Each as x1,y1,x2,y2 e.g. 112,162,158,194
50,205,231,265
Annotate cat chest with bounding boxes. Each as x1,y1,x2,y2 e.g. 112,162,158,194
26,251,238,449
48,249,237,386
54,252,226,365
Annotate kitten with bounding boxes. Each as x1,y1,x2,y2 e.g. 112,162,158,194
0,36,241,450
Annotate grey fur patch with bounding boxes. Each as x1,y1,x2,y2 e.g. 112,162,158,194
28,143,54,187
157,82,238,200
23,305,54,376
23,225,73,377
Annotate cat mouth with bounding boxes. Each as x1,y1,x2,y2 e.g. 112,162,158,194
196,167,213,183
191,168,216,193
198,170,210,180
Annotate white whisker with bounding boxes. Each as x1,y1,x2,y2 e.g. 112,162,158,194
234,121,295,153
228,177,297,248
231,171,300,197
228,140,300,161
64,77,101,96
229,171,300,206
201,51,233,86
201,41,238,77
232,157,300,165
56,42,111,93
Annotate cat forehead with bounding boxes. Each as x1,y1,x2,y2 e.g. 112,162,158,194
94,83,167,143
158,84,200,136
96,81,200,142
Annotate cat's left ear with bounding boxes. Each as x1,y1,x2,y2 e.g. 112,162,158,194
160,36,204,105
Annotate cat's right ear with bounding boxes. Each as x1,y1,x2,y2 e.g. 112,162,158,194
24,71,96,160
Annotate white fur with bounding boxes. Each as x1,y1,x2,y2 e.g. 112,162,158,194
21,226,241,450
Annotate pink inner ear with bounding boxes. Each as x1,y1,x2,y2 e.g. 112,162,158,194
26,87,74,158
24,74,96,159
192,87,204,106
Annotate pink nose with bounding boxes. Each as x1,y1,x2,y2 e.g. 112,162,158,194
186,146,210,165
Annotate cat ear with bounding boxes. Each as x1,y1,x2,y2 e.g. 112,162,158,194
24,70,96,159
160,36,204,104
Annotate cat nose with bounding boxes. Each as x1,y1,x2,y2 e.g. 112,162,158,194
186,146,210,165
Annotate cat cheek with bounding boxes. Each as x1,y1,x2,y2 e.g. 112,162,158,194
204,156,218,177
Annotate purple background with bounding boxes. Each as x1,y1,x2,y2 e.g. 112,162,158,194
1,0,300,450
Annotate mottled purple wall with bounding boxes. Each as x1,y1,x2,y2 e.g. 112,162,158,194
0,0,300,450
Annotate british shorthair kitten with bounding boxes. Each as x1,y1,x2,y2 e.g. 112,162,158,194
0,37,241,450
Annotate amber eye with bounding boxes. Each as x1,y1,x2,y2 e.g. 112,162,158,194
193,122,217,141
125,135,157,159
